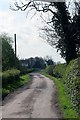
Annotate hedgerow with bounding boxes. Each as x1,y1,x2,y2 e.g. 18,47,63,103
45,65,55,76
53,63,67,78
2,69,20,87
63,58,80,113
45,58,80,115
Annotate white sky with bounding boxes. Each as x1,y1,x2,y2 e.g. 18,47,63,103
0,0,65,63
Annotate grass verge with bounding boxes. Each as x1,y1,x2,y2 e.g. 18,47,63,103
41,72,79,118
2,74,30,99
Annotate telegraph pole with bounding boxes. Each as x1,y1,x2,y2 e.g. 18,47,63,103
14,34,17,67
14,34,17,58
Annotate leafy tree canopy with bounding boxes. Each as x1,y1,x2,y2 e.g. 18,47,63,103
1,33,20,71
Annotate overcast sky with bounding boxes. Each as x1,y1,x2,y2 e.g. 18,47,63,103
0,0,65,63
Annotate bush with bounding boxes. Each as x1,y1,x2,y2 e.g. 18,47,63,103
2,74,30,99
2,88,10,98
42,73,78,118
64,58,80,113
53,63,67,78
26,68,36,73
45,58,80,115
2,69,20,87
45,65,55,76
20,66,36,75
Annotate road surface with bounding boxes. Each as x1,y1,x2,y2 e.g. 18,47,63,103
2,73,62,118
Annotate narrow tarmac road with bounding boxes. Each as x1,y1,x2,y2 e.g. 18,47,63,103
2,73,62,118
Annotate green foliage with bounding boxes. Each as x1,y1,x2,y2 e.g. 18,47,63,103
26,68,36,73
53,63,67,78
44,56,55,66
42,73,78,118
45,65,55,76
2,73,30,99
52,58,80,114
63,58,80,113
2,88,10,98
43,58,80,117
20,74,30,84
20,57,46,70
20,66,36,75
40,2,80,63
1,33,20,71
54,2,80,63
2,69,20,87
33,57,46,69
1,33,15,71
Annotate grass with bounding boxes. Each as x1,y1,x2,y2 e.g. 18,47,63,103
20,74,30,85
41,72,79,118
2,74,30,99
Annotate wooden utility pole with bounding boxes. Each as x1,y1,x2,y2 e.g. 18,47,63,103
14,34,17,57
14,34,17,67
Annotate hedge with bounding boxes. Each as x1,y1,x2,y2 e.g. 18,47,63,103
53,63,67,78
2,69,20,87
63,58,80,114
44,58,80,115
45,65,55,76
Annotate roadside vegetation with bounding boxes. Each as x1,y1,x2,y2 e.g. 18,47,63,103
41,58,80,118
2,72,30,99
43,73,78,118
0,33,31,99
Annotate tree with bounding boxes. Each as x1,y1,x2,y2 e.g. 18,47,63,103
33,57,46,69
44,56,55,65
20,57,46,69
51,2,80,63
1,33,20,71
40,2,78,63
72,2,80,56
0,36,2,72
11,0,80,63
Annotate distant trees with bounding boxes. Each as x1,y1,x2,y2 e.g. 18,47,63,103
1,33,20,71
33,57,46,69
20,56,56,70
44,56,55,65
12,0,80,64
20,57,46,69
